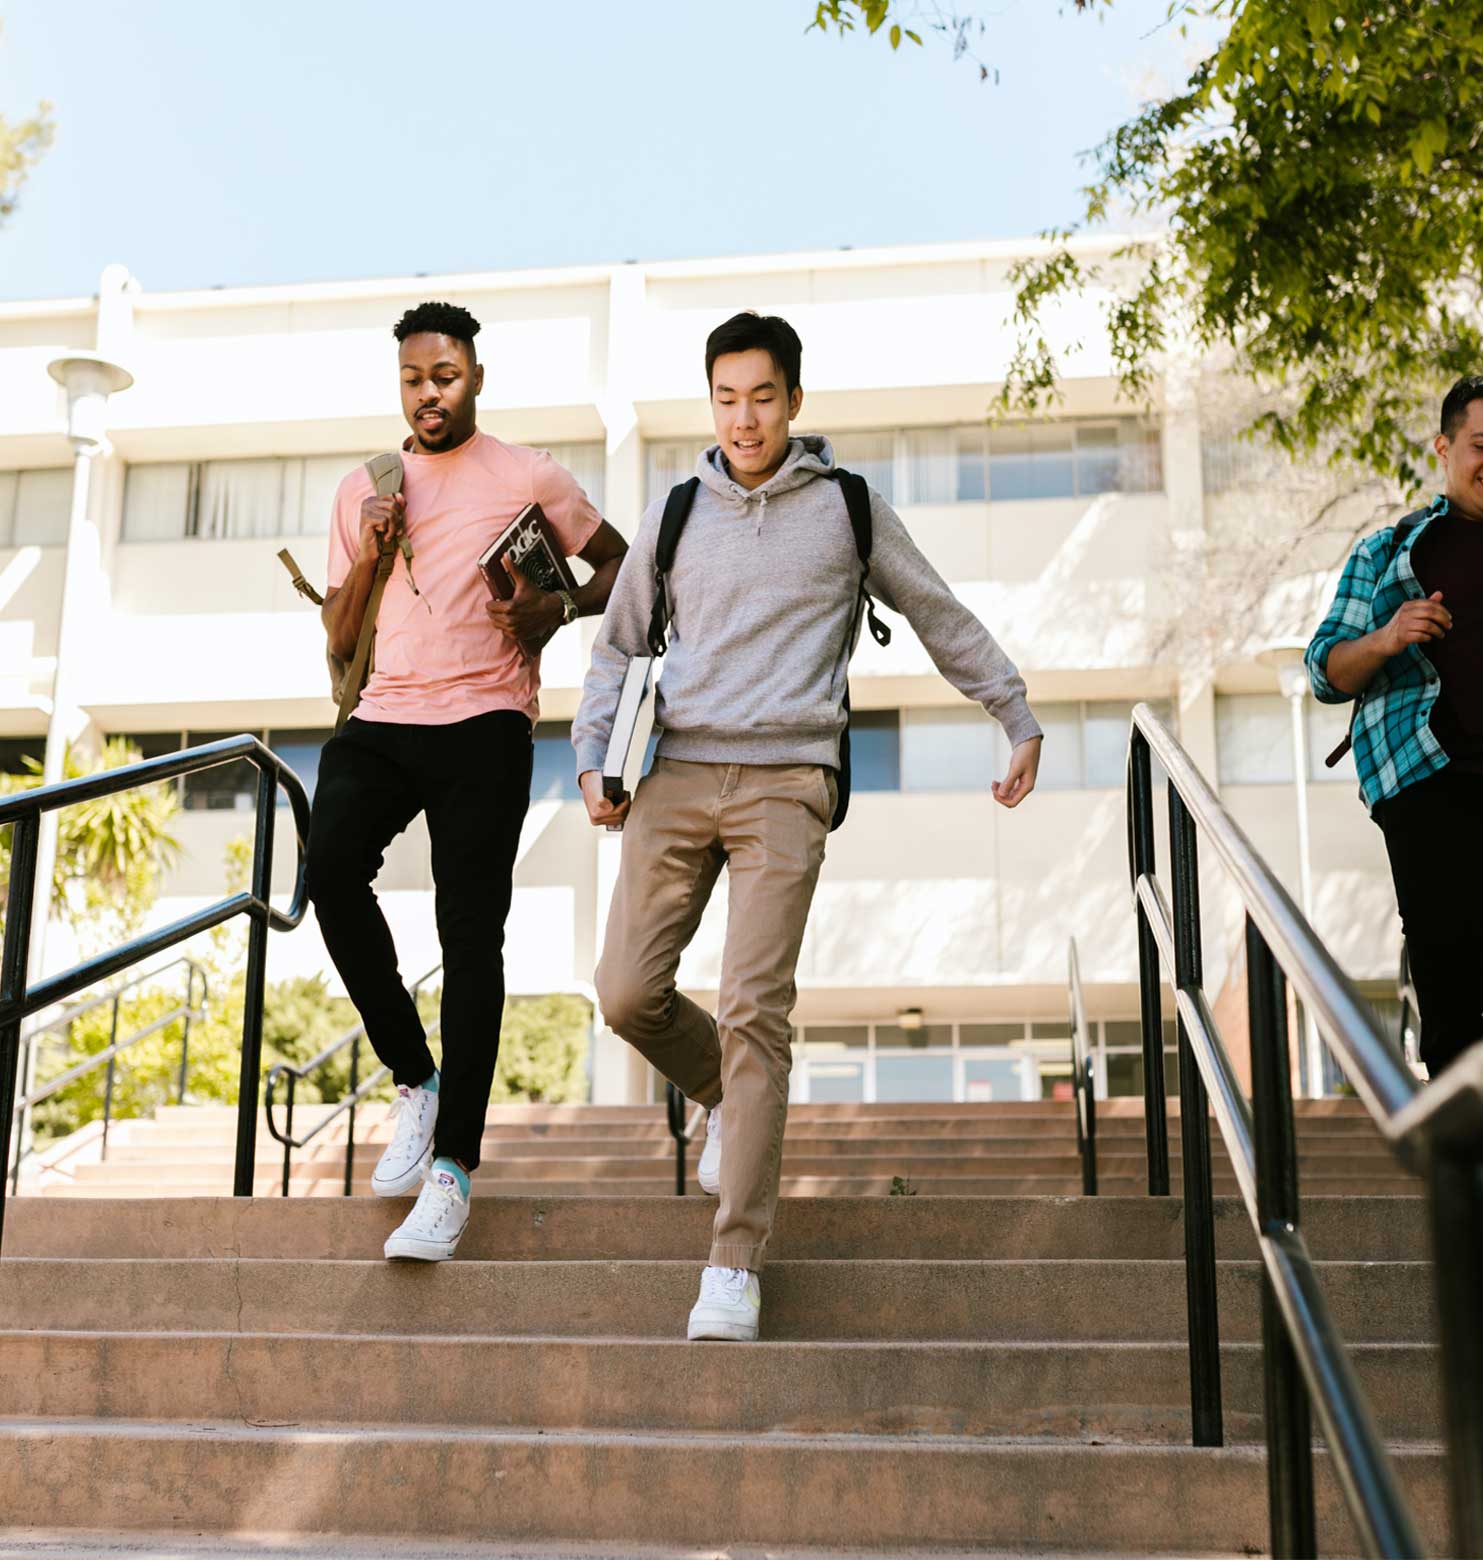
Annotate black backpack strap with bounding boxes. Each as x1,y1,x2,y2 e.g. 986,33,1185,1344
1323,510,1427,768
832,469,891,648
647,477,701,658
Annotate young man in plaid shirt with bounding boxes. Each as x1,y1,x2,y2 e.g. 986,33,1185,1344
1306,374,1483,1080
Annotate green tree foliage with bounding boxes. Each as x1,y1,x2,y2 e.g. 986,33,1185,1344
0,23,50,226
489,993,591,1104
812,3,1482,489
999,1,1483,491
0,739,179,952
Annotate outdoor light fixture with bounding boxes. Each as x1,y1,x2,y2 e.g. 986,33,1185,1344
897,1007,924,1032
47,353,134,453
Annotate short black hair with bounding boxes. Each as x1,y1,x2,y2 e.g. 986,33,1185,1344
705,311,803,395
393,300,482,356
1441,375,1483,439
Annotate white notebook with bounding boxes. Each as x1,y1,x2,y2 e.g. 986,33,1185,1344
601,656,656,816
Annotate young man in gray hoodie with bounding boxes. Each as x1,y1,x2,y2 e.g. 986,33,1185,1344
572,311,1043,1341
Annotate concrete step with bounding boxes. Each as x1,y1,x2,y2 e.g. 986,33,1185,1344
92,1134,1403,1167
0,1329,1441,1444
4,1195,1433,1263
34,1172,1421,1201
120,1112,1392,1146
0,1535,1191,1560
62,1150,1417,1185
0,1256,1433,1343
0,1419,1447,1554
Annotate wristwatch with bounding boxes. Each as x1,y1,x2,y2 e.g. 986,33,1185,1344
557,589,579,626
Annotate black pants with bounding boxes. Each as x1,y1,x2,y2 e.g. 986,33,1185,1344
1373,767,1483,1078
304,710,533,1169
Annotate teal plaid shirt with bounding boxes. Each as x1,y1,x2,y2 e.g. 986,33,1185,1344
1305,494,1452,811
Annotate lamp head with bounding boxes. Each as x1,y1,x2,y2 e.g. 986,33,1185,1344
47,353,133,452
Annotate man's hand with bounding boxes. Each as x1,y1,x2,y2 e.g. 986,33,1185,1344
1380,590,1450,654
358,491,406,563
993,736,1042,809
486,560,562,651
580,769,630,829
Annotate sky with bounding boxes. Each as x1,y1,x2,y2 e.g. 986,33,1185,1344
0,0,1193,303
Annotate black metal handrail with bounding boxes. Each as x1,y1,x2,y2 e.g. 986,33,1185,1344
264,964,442,1197
1067,938,1097,1196
9,956,207,1192
665,1081,705,1196
0,736,312,1255
1129,702,1483,1558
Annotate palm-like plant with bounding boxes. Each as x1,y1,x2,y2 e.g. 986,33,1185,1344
0,737,179,950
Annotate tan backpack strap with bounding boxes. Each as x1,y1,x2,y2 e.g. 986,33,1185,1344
335,540,397,732
276,548,325,607
362,450,421,596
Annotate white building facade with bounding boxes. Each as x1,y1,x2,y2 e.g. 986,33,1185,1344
0,241,1407,1105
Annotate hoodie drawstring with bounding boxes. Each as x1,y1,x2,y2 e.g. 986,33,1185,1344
756,489,768,537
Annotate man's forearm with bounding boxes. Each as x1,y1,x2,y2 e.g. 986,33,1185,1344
1324,631,1393,696
572,555,623,617
322,555,377,661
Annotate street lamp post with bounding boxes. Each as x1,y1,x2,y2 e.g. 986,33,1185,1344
31,353,134,981
1257,640,1326,1097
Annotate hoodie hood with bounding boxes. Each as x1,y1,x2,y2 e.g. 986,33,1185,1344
697,435,837,504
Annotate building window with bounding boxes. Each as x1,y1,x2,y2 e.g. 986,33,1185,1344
113,728,331,807
898,700,1166,793
830,431,897,502
1215,694,1354,786
123,454,380,542
532,721,582,802
849,709,901,792
0,469,72,547
0,737,45,775
547,442,606,514
645,441,710,505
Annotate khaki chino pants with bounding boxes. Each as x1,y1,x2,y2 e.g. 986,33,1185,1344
595,757,835,1271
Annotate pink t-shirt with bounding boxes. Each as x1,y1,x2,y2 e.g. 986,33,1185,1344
327,431,602,726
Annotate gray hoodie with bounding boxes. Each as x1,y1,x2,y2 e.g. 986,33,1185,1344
571,436,1041,776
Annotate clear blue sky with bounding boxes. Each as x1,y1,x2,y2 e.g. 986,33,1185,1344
0,0,1189,302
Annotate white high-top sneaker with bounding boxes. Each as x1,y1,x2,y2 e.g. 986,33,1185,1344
371,1080,438,1197
383,1164,470,1261
697,1105,722,1196
686,1264,761,1342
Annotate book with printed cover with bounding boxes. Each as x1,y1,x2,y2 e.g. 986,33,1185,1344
476,503,580,659
602,656,656,819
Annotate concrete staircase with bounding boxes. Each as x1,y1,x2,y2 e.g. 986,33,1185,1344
0,1100,1444,1556
29,1097,1422,1199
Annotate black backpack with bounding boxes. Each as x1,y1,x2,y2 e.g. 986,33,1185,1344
643,468,891,830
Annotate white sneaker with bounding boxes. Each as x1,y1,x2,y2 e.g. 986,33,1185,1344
687,1265,760,1342
383,1165,469,1261
371,1080,438,1197
697,1105,722,1196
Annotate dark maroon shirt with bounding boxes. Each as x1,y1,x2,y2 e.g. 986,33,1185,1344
1412,503,1483,769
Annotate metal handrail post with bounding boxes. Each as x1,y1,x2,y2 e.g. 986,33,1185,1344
666,1081,687,1196
344,1033,360,1198
0,814,40,1254
1247,914,1315,1557
234,765,277,1197
1129,730,1171,1195
176,964,196,1104
1429,1150,1483,1557
1169,784,1223,1447
100,994,121,1162
280,1072,295,1198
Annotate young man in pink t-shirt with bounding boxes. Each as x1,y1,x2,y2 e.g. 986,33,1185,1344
307,300,627,1261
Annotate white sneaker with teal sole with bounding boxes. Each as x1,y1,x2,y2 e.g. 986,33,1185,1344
371,1081,437,1198
383,1164,469,1261
697,1105,722,1196
686,1264,760,1342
